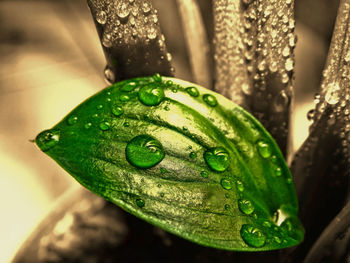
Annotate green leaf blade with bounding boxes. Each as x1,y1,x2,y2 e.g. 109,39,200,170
36,75,304,251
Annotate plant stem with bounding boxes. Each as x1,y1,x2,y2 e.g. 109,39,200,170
290,0,350,261
176,0,212,89
86,0,174,83
212,0,295,156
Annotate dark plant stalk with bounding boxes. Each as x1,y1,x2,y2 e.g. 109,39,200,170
212,0,295,156
303,200,350,263
290,0,350,261
176,0,212,89
86,0,174,83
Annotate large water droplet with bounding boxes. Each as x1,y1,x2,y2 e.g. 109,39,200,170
256,140,272,158
104,65,115,84
204,147,230,172
203,94,218,107
240,224,266,248
96,10,107,24
126,134,165,168
117,2,130,20
325,82,340,105
220,178,232,190
138,84,165,106
35,129,60,152
238,199,255,215
185,86,199,97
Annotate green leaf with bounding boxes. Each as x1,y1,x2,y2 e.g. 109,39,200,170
35,74,304,251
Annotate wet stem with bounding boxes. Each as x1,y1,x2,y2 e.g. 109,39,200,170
87,0,350,262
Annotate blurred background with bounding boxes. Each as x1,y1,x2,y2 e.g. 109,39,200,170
0,0,339,262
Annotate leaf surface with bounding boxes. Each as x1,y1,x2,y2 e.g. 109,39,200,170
36,75,303,251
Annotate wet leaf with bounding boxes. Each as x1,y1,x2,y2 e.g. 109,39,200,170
35,75,303,251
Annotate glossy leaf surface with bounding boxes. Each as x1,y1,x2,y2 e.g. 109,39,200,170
35,75,304,251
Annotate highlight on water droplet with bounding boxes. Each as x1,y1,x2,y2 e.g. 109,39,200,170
84,122,92,129
256,140,272,159
240,224,266,248
203,94,218,107
204,147,230,172
220,178,232,190
120,94,130,102
67,116,78,125
112,105,124,116
136,198,145,208
238,199,255,215
185,86,199,97
126,134,165,168
35,129,60,152
138,83,165,106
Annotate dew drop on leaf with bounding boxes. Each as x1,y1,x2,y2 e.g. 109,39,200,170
236,180,244,192
138,84,165,106
189,152,197,159
99,121,111,131
35,129,60,152
67,116,78,125
84,123,92,129
275,167,282,176
185,86,199,97
238,199,255,215
220,178,232,190
116,2,130,20
204,147,230,172
256,140,272,159
240,224,266,248
203,94,218,107
224,204,231,210
136,198,145,208
121,81,137,92
160,167,167,174
104,65,115,84
152,73,162,82
126,135,165,168
120,94,130,102
112,105,124,117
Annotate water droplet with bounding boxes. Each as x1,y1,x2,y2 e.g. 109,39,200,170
35,129,60,152
99,121,110,131
182,126,188,131
84,123,92,129
325,82,340,105
96,104,103,110
275,167,282,176
120,94,130,102
104,66,115,84
138,84,165,106
200,171,208,178
189,152,197,159
152,73,162,82
224,204,231,210
256,140,272,158
204,147,230,172
185,86,199,97
274,236,282,244
126,134,165,168
274,90,289,112
102,33,113,48
166,52,172,61
121,81,137,92
203,94,218,107
112,105,124,116
236,180,244,192
285,58,294,72
142,2,151,14
160,167,167,174
67,116,78,125
241,83,252,95
240,224,266,248
238,199,255,215
96,10,107,24
123,121,130,127
345,52,350,64
262,221,271,228
136,198,145,208
220,178,232,190
117,2,130,20
307,109,315,121
147,27,157,40
282,46,290,57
